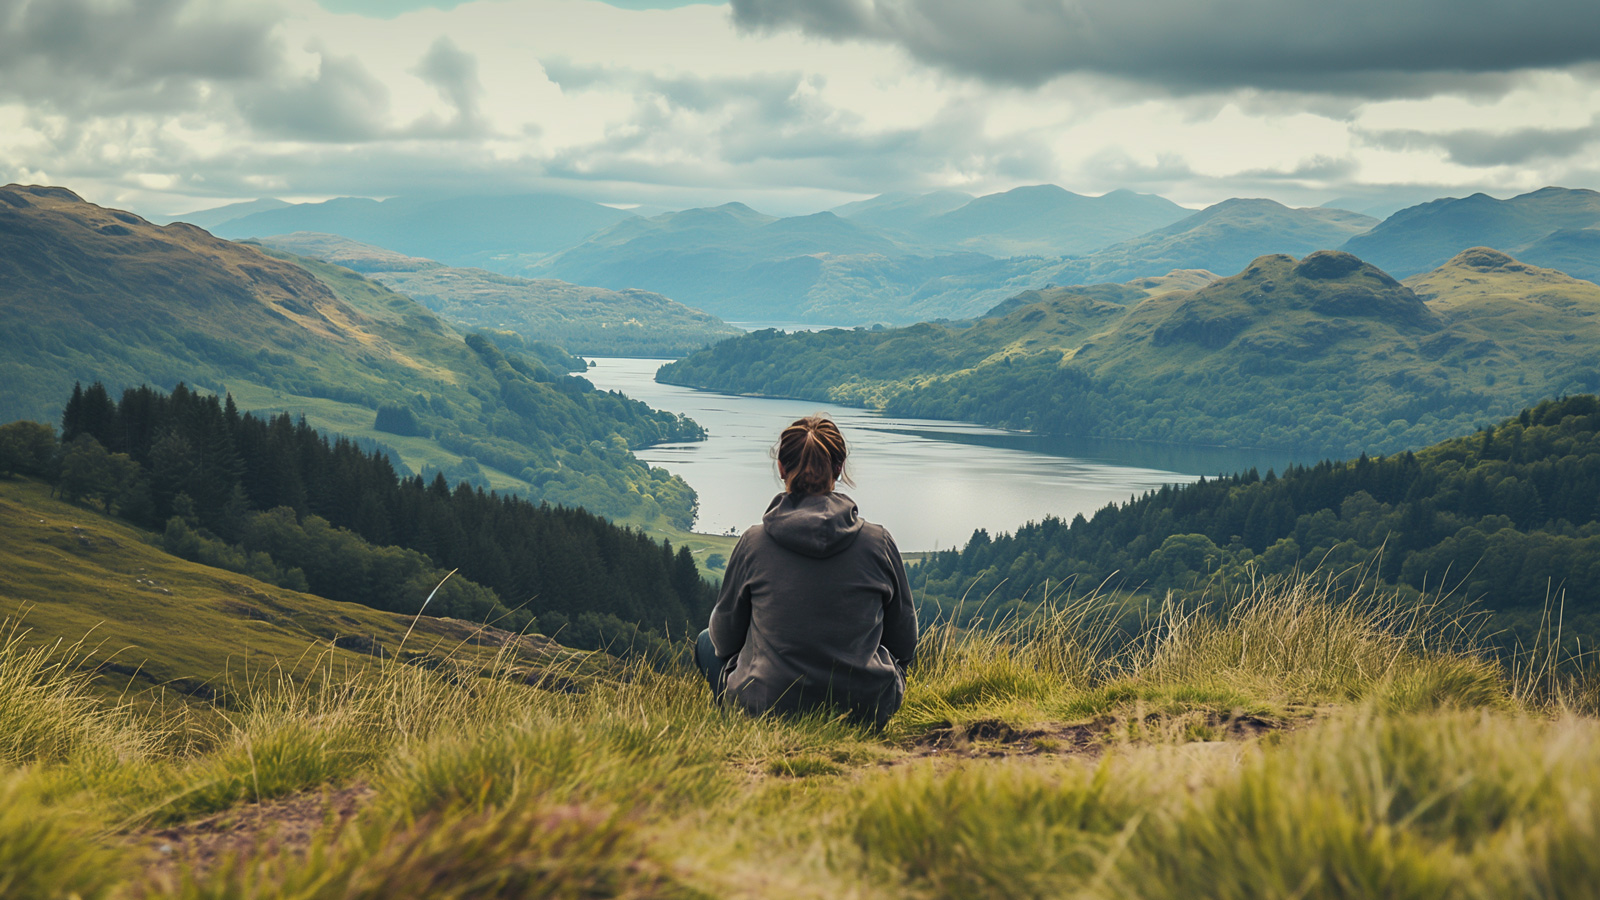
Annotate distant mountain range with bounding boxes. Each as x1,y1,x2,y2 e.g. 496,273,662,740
659,247,1600,459
0,184,704,527
192,193,636,270
861,184,1190,257
1052,198,1377,284
255,232,742,358
1342,187,1600,280
171,184,1600,326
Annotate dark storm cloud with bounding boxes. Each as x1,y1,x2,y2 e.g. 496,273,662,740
1358,121,1600,167
0,0,481,143
234,50,394,142
410,37,486,135
0,0,281,112
730,0,1600,94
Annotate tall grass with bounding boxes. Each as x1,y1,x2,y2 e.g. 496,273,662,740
898,573,1508,737
0,616,160,766
0,770,125,900
171,799,708,900
7,571,1594,899
850,710,1600,899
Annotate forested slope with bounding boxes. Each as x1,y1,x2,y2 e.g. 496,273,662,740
0,184,703,527
915,396,1600,650
3,381,712,648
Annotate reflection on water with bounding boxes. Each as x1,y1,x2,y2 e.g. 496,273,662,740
579,358,1302,552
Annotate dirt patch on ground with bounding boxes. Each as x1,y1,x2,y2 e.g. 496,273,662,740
138,783,374,889
908,711,1284,760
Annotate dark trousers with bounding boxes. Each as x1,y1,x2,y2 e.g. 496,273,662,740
695,628,731,701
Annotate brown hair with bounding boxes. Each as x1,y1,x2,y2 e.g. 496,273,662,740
775,414,852,496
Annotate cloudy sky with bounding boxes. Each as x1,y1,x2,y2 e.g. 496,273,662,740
3,0,1599,218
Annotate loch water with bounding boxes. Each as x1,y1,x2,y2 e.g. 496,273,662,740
580,358,1304,552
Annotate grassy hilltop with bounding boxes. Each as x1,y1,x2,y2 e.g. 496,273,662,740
4,498,1598,898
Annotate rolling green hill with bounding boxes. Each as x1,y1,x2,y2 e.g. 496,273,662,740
1341,186,1600,279
0,184,703,528
661,249,1600,459
255,232,743,358
0,477,579,706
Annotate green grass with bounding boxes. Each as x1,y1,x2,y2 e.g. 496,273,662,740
0,478,585,710
5,497,1600,898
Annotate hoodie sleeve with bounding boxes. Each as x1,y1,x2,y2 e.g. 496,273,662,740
880,531,918,667
709,530,754,659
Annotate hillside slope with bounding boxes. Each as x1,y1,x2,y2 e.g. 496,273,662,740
662,250,1600,457
0,184,703,527
915,395,1600,651
256,232,743,357
0,478,571,704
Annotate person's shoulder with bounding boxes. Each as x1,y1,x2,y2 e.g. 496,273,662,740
856,520,900,554
731,523,770,553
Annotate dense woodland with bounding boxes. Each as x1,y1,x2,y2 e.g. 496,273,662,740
915,395,1600,650
0,383,714,652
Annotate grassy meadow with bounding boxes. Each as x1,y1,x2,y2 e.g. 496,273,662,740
5,545,1599,899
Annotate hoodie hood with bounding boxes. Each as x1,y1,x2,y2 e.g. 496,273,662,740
761,491,864,559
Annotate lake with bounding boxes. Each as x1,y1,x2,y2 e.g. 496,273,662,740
579,358,1304,551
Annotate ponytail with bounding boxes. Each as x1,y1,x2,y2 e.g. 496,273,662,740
775,414,851,496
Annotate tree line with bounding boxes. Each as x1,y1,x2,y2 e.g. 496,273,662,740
1,382,714,651
915,395,1600,651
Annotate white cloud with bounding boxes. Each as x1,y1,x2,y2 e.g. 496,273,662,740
0,0,1596,219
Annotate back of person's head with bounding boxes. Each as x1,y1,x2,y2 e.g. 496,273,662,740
776,414,852,496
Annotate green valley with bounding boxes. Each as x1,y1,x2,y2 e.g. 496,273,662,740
0,185,704,529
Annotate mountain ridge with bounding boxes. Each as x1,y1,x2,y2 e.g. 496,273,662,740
660,248,1600,458
256,232,743,357
0,185,704,527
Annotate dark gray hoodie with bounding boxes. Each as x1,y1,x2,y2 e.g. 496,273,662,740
709,491,917,727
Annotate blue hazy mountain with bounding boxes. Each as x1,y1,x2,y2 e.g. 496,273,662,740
1046,198,1378,285
162,197,291,230
829,190,975,235
1341,187,1600,279
1516,227,1600,283
906,185,1190,257
201,193,637,270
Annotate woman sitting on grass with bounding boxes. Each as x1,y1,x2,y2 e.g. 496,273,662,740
695,414,918,728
